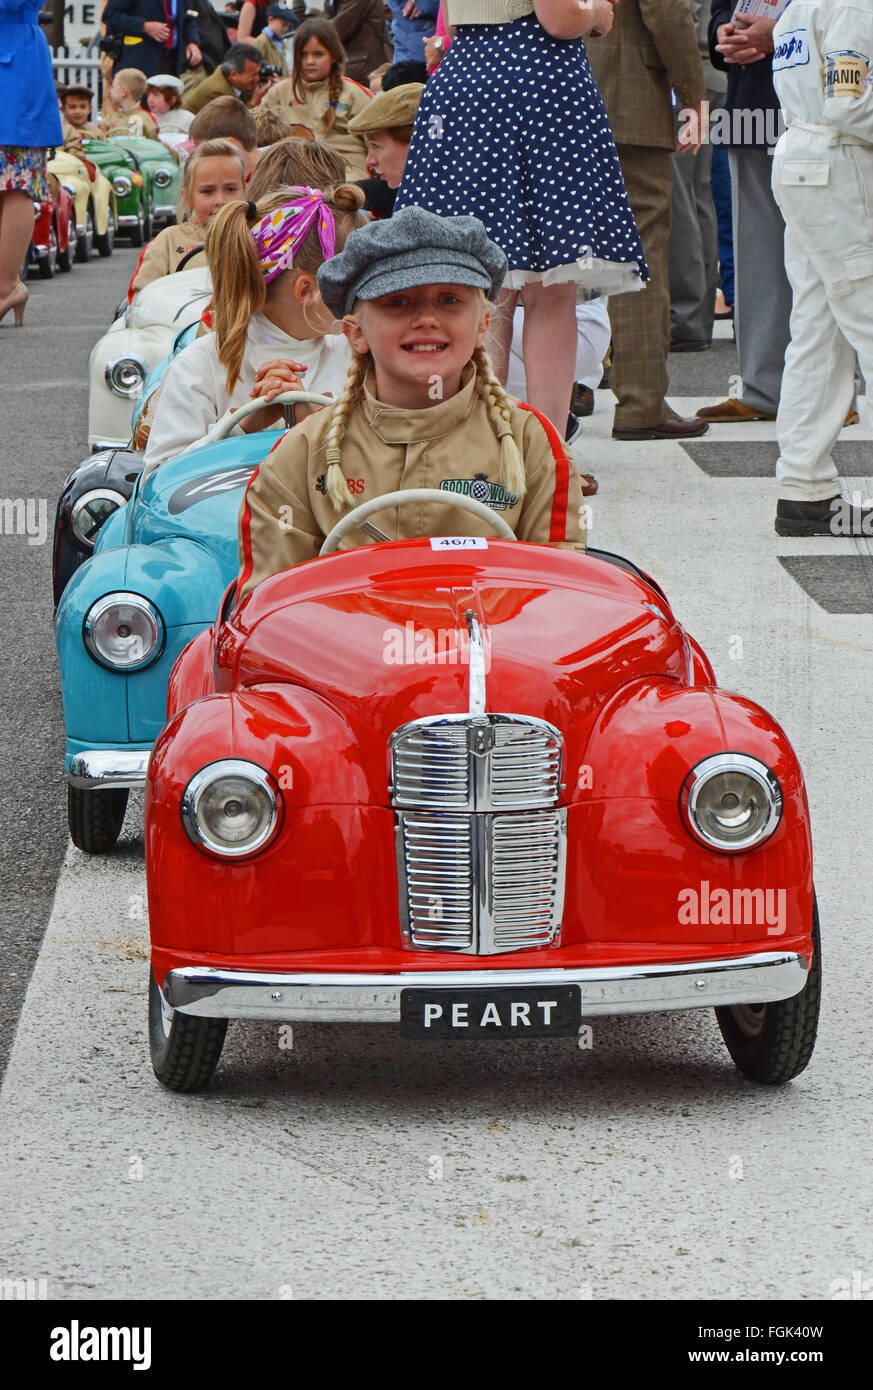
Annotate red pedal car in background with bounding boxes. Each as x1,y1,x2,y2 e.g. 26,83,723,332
30,173,77,279
145,490,820,1093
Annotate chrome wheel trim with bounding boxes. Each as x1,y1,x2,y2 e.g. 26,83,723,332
730,1003,767,1038
158,988,175,1039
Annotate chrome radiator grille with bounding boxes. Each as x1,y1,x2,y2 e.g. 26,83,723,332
399,812,475,950
490,722,561,808
391,715,566,955
490,812,564,951
391,716,561,811
391,725,469,810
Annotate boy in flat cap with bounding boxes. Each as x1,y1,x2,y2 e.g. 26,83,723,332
237,207,587,601
59,85,102,150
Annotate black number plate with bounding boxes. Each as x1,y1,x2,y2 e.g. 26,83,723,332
400,985,581,1039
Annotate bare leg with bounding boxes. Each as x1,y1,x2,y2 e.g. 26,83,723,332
485,286,519,384
0,191,35,299
520,279,577,433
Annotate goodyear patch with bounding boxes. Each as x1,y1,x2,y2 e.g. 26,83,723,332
440,474,519,511
773,30,810,72
825,51,870,100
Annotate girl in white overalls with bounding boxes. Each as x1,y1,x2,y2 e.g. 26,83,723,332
772,0,873,535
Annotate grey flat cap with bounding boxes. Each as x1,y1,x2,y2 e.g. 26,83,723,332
317,205,507,318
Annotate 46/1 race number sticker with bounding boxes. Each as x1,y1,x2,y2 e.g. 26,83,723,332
430,537,489,550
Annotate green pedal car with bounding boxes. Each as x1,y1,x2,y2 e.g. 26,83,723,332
84,137,182,246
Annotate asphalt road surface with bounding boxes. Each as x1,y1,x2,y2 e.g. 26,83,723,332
1,246,872,1301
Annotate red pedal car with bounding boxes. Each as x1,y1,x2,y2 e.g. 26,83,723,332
30,173,76,279
145,493,820,1091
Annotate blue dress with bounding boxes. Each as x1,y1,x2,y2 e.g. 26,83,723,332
396,14,646,295
0,0,63,149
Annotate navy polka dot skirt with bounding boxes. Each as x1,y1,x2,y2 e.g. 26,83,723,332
396,15,647,295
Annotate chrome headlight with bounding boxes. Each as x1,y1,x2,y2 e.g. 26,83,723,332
112,174,133,198
60,181,77,197
153,168,172,188
680,754,783,853
105,355,146,398
181,761,283,858
83,592,163,671
71,489,127,548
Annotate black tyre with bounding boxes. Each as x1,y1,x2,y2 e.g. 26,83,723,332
95,201,115,258
716,899,821,1084
68,784,128,854
58,210,76,271
128,198,146,247
38,220,58,278
148,968,227,1092
75,202,94,262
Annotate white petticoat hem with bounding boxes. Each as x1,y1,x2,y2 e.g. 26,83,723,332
504,258,645,299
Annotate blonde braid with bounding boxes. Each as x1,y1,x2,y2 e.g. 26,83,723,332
472,346,527,499
322,351,370,510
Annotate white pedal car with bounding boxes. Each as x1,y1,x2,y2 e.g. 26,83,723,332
87,263,211,451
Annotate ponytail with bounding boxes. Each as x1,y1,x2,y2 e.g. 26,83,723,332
207,182,365,397
206,198,265,394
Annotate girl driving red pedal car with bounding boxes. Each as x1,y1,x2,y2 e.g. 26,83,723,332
237,205,588,601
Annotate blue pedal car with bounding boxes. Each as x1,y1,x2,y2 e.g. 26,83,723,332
55,392,331,853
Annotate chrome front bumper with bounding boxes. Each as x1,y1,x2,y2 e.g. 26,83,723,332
90,438,129,452
164,951,809,1022
68,750,150,789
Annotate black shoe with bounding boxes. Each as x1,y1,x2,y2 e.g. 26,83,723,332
572,383,594,417
565,413,582,445
775,496,873,537
669,338,712,353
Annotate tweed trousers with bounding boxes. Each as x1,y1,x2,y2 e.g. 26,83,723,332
607,145,674,428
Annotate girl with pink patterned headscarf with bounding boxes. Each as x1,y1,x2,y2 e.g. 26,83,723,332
144,182,366,470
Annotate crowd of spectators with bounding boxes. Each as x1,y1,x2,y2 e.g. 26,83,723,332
2,1,871,536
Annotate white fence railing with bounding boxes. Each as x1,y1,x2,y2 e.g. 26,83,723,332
52,49,104,117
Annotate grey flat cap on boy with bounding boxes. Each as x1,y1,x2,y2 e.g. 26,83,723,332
317,205,508,318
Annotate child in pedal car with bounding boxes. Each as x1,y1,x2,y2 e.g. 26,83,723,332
237,205,588,600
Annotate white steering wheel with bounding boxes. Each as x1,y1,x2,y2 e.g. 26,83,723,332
211,390,334,443
319,487,517,556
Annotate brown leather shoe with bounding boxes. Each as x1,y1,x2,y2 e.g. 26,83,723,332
844,409,860,427
696,398,775,422
612,411,709,440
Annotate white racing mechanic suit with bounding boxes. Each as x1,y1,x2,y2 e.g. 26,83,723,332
771,0,873,501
